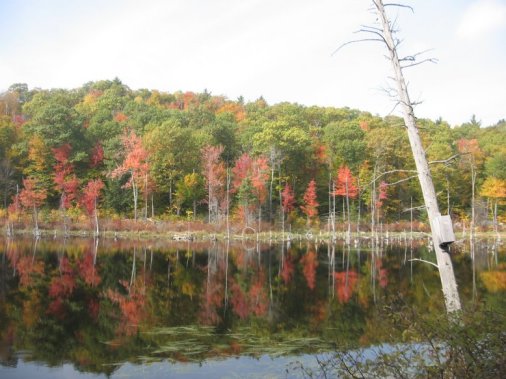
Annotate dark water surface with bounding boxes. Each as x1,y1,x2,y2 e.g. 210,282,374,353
0,236,504,378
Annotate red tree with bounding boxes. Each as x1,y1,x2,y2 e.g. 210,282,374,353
301,179,319,225
19,177,47,233
81,179,104,234
376,181,388,208
53,144,79,233
335,165,358,238
232,153,270,225
90,142,104,168
281,183,296,214
335,165,358,198
111,130,149,220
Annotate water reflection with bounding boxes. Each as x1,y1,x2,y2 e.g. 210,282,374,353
0,236,504,377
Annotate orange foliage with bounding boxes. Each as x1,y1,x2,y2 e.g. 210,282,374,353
301,179,319,221
111,130,149,189
114,112,128,122
334,271,358,303
183,91,199,110
16,256,44,287
301,251,318,290
19,177,47,210
78,251,101,287
359,120,369,131
334,165,358,198
107,284,146,335
314,144,327,164
230,270,268,318
216,102,246,122
281,253,295,284
376,259,388,288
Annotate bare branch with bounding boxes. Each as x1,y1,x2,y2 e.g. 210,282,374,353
409,258,439,268
384,3,414,12
368,169,418,186
387,101,401,116
332,38,384,56
428,154,460,166
385,175,418,186
402,58,439,69
357,28,387,42
360,24,383,32
399,48,435,61
403,205,426,212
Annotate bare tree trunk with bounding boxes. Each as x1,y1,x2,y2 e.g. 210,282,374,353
345,176,351,244
371,165,377,240
151,194,154,218
357,177,362,235
132,179,138,221
493,200,500,240
470,166,476,241
144,173,148,220
226,168,230,239
33,204,39,236
332,179,336,239
374,0,461,313
94,198,99,236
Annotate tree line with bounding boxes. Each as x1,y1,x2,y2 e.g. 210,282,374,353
0,79,505,233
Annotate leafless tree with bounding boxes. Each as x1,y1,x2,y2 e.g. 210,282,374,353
337,0,461,313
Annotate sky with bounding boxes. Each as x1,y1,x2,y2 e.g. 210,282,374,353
0,0,505,126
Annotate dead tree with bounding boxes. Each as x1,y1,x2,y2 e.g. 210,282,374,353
338,1,462,313
375,0,461,313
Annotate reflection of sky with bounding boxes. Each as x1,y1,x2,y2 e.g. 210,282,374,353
0,361,106,379
0,355,319,379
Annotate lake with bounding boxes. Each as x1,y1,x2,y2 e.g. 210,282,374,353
0,236,504,378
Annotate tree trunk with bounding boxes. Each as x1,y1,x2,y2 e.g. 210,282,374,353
345,176,351,244
374,0,461,313
471,166,476,240
33,204,39,236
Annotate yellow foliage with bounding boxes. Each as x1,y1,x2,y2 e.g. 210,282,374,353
27,135,49,172
480,177,506,199
181,282,196,299
480,270,506,292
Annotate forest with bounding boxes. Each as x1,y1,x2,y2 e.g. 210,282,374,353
0,79,505,236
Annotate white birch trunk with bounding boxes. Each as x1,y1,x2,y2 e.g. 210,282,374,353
374,0,461,313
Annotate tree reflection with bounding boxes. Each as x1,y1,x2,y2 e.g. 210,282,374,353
0,236,503,375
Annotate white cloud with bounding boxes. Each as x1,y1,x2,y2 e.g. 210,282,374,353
456,0,506,41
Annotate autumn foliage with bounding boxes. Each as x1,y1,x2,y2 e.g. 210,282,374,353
301,179,319,223
335,165,358,199
301,250,318,290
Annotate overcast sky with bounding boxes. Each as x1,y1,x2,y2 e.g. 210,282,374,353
0,0,505,126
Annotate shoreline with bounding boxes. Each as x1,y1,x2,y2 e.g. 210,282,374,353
3,226,504,243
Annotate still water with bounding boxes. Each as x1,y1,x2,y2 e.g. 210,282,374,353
0,236,504,378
